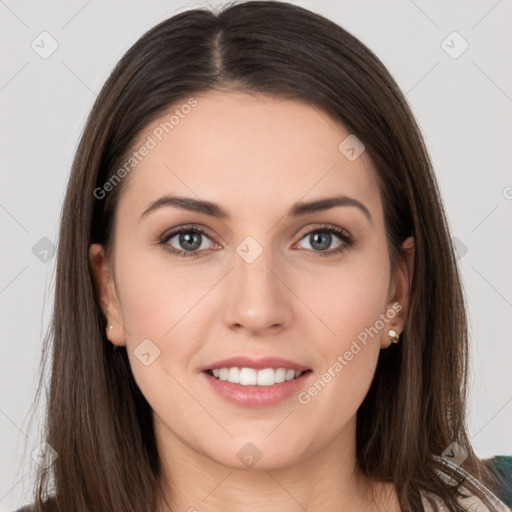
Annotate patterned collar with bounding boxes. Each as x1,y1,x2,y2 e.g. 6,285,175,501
420,455,511,511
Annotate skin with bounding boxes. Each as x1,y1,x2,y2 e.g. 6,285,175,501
90,90,414,512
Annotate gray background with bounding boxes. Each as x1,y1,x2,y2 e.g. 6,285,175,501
1,0,511,509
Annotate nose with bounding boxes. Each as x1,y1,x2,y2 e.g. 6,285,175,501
222,244,294,336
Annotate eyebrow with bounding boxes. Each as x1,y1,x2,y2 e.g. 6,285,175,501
140,194,372,224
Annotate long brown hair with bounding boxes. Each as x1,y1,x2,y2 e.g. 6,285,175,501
25,1,501,510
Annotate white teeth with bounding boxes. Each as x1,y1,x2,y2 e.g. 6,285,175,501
274,368,286,383
228,367,240,383
257,368,277,386
208,367,306,386
239,367,257,385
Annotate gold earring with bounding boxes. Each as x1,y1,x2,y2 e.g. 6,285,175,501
387,328,400,344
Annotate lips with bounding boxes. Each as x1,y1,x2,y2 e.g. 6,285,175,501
200,356,313,407
201,368,313,407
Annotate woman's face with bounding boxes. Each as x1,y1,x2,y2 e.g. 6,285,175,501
91,91,413,471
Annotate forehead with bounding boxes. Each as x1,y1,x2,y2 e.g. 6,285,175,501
119,91,381,220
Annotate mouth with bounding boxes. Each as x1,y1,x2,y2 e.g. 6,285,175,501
201,362,314,407
204,367,313,387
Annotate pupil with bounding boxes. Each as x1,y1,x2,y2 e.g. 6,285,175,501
180,232,201,250
311,232,330,250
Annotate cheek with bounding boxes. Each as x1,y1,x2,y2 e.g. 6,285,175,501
114,247,209,417
297,249,391,347
295,249,390,401
114,239,209,339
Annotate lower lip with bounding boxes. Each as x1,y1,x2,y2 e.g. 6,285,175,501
201,370,313,408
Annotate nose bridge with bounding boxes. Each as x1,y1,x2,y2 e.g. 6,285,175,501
223,233,292,332
233,234,280,303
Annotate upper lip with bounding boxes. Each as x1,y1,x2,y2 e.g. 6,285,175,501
203,356,310,372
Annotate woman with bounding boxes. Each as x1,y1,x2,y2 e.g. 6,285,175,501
18,1,511,511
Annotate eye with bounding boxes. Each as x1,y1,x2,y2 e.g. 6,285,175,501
295,224,354,256
159,225,218,258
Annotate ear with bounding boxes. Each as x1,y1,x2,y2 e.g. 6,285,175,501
89,243,126,346
381,236,414,349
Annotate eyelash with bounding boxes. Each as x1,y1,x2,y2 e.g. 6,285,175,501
158,223,355,258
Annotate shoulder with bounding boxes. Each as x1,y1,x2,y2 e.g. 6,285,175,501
420,455,512,511
421,488,511,512
486,455,512,508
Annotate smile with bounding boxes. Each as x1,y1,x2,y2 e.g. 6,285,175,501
205,367,310,386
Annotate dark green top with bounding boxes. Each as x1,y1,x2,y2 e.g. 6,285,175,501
490,455,512,508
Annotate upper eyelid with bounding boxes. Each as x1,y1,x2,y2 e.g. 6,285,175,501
161,224,217,242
